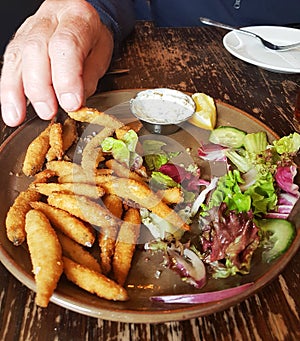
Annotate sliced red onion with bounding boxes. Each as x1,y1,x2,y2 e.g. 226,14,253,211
279,193,299,206
150,282,253,304
240,168,258,191
265,202,294,219
198,143,228,161
276,205,294,214
190,177,219,216
167,248,206,289
265,212,289,219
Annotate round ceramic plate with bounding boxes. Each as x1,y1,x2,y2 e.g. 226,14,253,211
223,26,300,73
0,90,299,323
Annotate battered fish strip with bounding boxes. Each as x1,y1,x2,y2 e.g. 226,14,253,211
63,257,128,301
6,189,41,245
5,169,54,245
58,172,90,184
67,107,124,172
62,117,78,152
46,160,115,185
67,107,124,130
113,208,141,286
30,182,105,199
101,178,190,231
34,169,57,183
46,123,63,161
58,168,114,184
46,160,94,184
22,124,52,176
57,232,101,272
157,187,184,205
105,159,146,183
94,174,118,186
25,209,63,307
102,194,124,219
95,169,114,176
30,201,95,247
47,193,120,230
46,160,85,179
81,126,114,173
99,194,123,274
115,122,143,139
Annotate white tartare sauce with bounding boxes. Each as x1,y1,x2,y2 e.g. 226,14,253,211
130,88,195,125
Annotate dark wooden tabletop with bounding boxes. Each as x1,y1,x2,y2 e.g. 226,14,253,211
1,21,300,341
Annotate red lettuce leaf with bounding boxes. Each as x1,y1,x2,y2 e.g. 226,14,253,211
275,165,300,196
159,163,204,191
198,142,228,161
199,203,260,274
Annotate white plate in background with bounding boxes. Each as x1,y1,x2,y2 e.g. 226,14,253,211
223,26,300,73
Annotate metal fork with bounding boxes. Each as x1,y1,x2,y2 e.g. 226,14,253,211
200,17,300,51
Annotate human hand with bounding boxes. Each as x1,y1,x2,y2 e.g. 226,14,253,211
0,0,114,127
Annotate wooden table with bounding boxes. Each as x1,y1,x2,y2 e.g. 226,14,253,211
1,21,299,341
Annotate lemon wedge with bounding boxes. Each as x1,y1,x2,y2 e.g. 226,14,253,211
188,93,217,130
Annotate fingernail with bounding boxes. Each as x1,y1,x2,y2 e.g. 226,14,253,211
1,103,21,126
33,101,55,119
59,93,80,111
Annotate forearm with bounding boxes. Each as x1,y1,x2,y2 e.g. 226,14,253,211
86,0,135,46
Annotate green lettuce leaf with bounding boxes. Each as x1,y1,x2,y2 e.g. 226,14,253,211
202,168,277,216
204,170,251,213
142,140,167,154
244,172,277,215
142,139,180,171
150,171,179,189
140,208,184,240
101,137,130,166
144,154,169,171
101,129,140,167
122,129,139,152
273,132,300,154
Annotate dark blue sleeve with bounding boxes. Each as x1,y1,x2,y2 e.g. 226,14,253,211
86,0,135,46
148,0,300,27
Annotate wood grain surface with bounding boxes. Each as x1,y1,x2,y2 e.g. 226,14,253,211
0,21,299,341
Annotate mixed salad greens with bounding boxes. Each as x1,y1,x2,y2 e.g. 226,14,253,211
102,126,300,291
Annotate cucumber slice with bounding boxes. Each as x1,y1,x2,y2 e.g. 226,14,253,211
209,126,246,148
257,218,295,263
